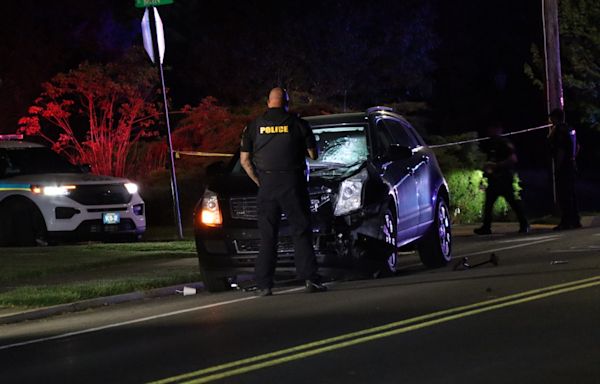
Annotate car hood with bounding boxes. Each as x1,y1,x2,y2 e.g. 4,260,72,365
208,162,366,197
1,173,130,185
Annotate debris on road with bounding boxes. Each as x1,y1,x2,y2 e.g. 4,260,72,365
550,260,569,265
176,286,197,296
453,253,499,271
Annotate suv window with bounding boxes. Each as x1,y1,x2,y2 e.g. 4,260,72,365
383,119,419,148
2,147,79,176
373,119,395,157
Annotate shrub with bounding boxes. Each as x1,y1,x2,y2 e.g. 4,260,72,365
445,169,523,224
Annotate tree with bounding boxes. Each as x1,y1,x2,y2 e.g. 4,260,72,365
18,49,160,177
526,0,600,130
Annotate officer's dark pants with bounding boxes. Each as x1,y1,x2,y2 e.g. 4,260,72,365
255,171,318,289
556,166,581,227
482,178,528,230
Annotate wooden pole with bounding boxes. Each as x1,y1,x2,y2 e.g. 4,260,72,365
542,0,563,205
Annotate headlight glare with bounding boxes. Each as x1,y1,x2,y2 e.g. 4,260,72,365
124,183,139,194
199,189,222,227
32,185,76,196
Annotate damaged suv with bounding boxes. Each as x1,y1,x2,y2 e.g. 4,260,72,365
194,107,451,291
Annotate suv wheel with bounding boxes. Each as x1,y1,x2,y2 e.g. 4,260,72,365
381,206,398,275
200,267,231,293
418,196,451,268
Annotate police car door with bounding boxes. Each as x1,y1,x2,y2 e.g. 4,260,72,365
372,118,418,241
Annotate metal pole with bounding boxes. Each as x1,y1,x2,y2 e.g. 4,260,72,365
542,0,563,206
150,7,184,239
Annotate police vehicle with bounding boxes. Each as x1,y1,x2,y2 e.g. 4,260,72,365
194,107,452,291
0,135,146,246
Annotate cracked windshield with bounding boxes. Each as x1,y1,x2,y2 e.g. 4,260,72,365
309,126,368,175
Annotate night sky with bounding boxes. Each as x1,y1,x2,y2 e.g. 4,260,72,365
0,1,547,149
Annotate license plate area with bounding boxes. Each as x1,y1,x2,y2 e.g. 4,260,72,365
102,212,121,225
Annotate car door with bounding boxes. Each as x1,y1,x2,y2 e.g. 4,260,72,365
371,117,418,241
382,118,433,236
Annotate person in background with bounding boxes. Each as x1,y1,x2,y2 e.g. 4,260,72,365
548,108,581,230
474,122,529,235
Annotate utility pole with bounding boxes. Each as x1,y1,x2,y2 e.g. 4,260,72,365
542,0,564,112
541,0,563,205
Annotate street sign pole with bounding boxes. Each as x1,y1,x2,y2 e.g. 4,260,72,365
143,5,184,240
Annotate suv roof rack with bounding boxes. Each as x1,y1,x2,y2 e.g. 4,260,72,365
0,134,23,141
366,106,394,114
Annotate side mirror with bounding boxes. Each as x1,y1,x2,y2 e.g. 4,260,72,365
383,144,413,161
206,161,225,177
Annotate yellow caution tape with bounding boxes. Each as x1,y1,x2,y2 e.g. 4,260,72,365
174,151,234,159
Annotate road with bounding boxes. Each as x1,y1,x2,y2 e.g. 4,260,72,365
1,227,599,383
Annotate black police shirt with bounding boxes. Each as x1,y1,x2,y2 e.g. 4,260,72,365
240,108,316,172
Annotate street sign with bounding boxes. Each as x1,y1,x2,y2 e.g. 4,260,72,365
135,0,173,8
141,8,165,64
138,3,183,239
141,9,154,63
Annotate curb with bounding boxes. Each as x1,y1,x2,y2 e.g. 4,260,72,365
0,281,205,325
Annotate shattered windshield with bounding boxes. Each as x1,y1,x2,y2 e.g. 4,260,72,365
231,125,368,176
309,126,368,171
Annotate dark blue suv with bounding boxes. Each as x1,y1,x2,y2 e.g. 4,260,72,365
194,107,451,291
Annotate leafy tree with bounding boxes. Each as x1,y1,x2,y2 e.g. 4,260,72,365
525,0,600,131
18,50,160,177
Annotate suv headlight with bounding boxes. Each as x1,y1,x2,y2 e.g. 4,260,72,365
199,189,222,227
334,168,368,216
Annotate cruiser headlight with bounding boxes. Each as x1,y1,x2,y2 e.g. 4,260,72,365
334,168,368,216
124,183,139,194
32,185,76,196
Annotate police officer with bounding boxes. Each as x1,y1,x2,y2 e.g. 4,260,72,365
548,108,581,230
474,122,529,235
240,87,326,296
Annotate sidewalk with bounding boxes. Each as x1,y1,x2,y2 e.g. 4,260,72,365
1,216,598,325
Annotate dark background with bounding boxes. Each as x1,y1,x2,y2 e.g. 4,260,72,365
0,1,596,216
0,1,546,135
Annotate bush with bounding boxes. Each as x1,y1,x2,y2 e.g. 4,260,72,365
426,132,526,224
445,169,523,224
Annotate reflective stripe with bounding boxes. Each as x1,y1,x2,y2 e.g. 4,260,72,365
0,183,31,191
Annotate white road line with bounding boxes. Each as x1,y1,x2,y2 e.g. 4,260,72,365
0,237,560,351
497,235,560,243
458,236,560,258
0,286,305,351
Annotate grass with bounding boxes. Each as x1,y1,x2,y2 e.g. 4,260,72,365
0,272,202,308
0,239,200,309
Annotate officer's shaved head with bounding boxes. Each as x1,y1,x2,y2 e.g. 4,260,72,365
267,87,289,110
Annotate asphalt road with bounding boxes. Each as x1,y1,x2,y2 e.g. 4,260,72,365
1,227,599,384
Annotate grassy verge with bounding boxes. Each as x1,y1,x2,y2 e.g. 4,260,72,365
0,241,196,282
0,272,202,308
0,240,200,309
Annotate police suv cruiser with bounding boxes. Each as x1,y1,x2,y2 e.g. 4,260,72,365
0,135,146,246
